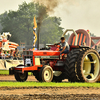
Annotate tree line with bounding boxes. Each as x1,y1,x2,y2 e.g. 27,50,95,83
0,2,64,46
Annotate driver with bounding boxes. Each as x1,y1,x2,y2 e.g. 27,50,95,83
54,37,69,54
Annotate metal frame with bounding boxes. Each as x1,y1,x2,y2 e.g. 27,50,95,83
62,29,78,45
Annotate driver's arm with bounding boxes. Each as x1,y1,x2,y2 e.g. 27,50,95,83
60,46,66,53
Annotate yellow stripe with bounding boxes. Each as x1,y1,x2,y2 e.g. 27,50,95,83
33,16,37,29
33,31,37,49
33,16,37,50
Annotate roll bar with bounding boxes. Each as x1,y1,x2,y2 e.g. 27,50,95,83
62,29,78,45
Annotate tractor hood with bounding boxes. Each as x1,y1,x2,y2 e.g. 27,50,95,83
33,50,60,56
23,50,60,56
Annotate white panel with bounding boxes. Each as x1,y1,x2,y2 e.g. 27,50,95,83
35,58,40,65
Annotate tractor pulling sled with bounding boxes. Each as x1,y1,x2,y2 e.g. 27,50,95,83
10,29,100,83
0,32,23,71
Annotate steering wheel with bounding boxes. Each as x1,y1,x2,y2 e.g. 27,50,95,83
53,44,60,48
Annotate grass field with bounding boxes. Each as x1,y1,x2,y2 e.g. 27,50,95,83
0,70,32,75
0,82,100,87
0,70,9,75
0,71,100,88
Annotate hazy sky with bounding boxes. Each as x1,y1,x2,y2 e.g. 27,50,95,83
0,0,100,36
0,0,31,14
51,0,100,36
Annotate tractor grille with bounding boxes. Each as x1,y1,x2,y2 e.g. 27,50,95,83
24,56,33,67
23,51,33,55
23,51,33,67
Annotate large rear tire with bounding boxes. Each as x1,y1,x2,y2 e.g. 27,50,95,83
14,72,28,82
77,48,100,82
64,49,82,82
39,65,53,82
65,48,100,83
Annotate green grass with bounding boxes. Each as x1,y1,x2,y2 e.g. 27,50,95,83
0,71,100,88
0,70,32,75
0,82,100,87
0,70,9,75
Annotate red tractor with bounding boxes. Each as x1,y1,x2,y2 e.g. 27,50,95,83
9,29,100,83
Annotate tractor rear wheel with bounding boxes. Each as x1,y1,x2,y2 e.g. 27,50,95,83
65,48,100,83
39,65,53,82
77,48,100,82
14,72,28,82
64,49,83,82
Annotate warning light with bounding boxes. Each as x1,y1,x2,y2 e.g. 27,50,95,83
87,30,89,32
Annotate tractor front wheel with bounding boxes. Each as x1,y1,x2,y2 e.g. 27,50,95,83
39,65,53,82
14,72,28,82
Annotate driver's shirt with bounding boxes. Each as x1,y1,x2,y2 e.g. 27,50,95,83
60,41,69,50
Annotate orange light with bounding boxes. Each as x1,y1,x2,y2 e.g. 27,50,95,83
87,30,89,32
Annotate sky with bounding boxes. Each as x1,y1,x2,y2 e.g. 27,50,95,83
0,0,31,14
51,0,100,36
0,0,100,36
